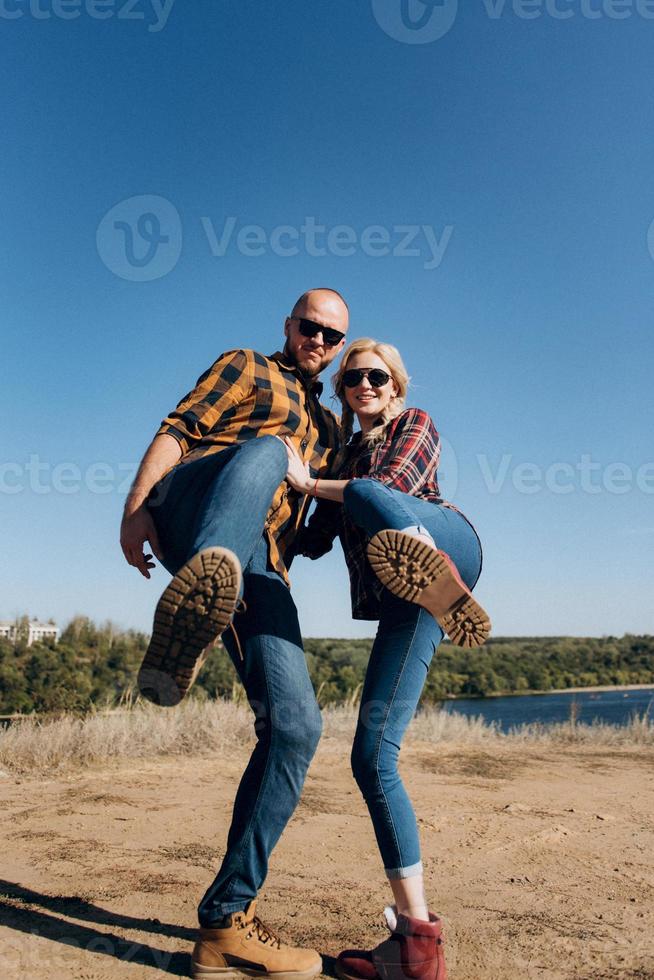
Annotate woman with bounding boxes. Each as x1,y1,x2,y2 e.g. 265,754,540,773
282,338,491,980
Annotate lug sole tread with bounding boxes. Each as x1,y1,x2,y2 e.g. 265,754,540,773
138,547,241,706
367,529,491,648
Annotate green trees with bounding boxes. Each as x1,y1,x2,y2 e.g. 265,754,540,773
0,619,652,715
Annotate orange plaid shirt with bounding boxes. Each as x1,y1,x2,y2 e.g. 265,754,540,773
155,348,341,582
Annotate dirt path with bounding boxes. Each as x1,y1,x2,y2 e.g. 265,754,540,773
2,740,654,979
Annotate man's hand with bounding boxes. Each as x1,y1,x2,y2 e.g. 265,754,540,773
119,433,181,578
120,503,164,579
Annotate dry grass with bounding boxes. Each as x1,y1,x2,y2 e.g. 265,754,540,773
506,713,654,745
1,700,653,775
0,699,253,775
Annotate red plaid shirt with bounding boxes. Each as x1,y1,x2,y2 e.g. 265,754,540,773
302,408,461,619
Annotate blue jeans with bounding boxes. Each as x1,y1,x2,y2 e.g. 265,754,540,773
343,478,482,878
147,437,322,923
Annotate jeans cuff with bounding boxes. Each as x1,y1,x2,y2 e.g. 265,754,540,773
385,860,423,880
199,898,250,924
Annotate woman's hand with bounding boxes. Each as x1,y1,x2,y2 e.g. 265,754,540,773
279,436,313,494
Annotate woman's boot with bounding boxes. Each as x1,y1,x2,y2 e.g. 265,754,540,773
367,529,490,648
336,906,447,980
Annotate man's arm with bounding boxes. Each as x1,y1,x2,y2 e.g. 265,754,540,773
120,433,182,579
120,349,253,578
156,348,252,453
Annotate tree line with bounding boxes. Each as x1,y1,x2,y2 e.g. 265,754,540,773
0,615,653,715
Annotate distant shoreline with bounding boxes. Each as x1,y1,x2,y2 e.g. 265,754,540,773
542,684,654,695
445,683,654,701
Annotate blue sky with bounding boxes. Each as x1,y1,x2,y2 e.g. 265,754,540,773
2,0,653,638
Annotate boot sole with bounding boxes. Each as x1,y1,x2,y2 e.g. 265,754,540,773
192,963,322,980
367,530,491,648
138,547,241,707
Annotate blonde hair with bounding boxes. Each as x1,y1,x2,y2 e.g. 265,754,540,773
333,338,410,449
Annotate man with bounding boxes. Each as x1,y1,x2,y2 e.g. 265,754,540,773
120,288,349,979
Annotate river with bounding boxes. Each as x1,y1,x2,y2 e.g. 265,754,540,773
440,687,654,733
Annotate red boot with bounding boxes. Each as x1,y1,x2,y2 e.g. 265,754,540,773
336,907,447,980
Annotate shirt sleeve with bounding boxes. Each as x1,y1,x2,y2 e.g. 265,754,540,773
368,408,441,495
155,349,253,455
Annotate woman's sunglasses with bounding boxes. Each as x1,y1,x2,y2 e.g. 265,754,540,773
293,317,345,348
342,368,392,389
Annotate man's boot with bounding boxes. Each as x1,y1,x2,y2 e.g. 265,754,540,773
336,907,447,980
192,900,322,980
138,546,241,707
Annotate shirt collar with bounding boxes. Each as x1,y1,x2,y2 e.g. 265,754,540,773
270,350,324,398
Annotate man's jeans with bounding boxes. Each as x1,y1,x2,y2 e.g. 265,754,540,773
147,437,322,923
343,478,483,879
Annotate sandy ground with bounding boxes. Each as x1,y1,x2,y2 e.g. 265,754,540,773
2,739,654,980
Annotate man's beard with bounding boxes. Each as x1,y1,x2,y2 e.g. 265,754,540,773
296,358,323,378
284,341,325,378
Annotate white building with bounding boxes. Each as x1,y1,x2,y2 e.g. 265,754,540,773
0,620,59,646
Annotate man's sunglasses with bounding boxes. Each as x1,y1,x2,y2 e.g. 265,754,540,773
292,317,345,348
342,368,392,389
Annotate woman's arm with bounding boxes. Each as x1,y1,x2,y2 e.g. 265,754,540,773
281,436,350,502
280,437,345,558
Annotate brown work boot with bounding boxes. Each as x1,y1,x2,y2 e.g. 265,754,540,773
138,546,241,707
336,906,447,980
191,900,322,980
367,529,490,648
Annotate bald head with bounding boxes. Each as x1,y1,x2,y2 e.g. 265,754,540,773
291,287,349,323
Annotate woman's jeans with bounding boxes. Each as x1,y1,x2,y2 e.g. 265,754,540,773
147,436,323,924
343,478,483,879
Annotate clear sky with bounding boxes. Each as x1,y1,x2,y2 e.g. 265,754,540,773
2,0,653,638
